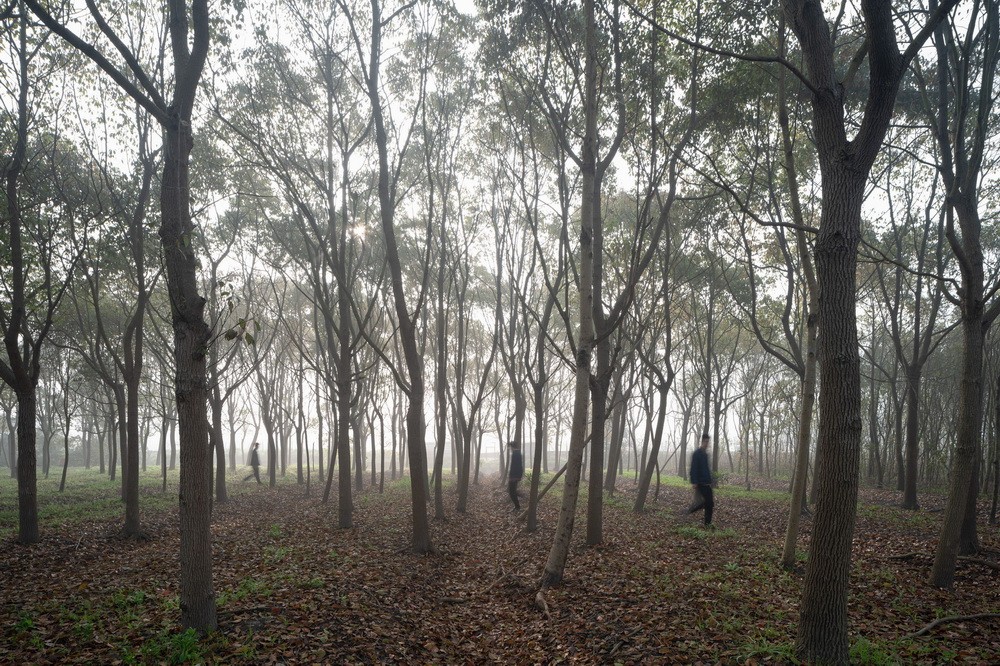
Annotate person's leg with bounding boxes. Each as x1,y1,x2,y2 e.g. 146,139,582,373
254,466,261,484
702,485,714,525
688,488,705,513
508,478,520,510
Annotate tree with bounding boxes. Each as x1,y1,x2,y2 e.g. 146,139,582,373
872,149,948,511
775,0,960,659
341,0,434,553
919,0,1000,587
24,0,218,631
1,8,80,543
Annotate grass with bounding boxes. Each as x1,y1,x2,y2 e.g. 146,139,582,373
139,628,206,665
217,578,271,607
674,524,736,539
737,634,798,662
0,468,178,539
0,465,349,539
850,636,901,666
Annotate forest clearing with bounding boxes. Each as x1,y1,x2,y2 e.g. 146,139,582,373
1,470,998,665
4,0,1000,661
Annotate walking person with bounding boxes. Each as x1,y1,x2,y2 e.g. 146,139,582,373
243,441,262,484
508,441,523,512
688,432,714,527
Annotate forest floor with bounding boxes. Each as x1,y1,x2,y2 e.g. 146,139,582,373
1,469,999,665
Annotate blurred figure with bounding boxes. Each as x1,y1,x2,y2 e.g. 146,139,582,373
508,441,523,512
688,433,714,528
243,442,262,484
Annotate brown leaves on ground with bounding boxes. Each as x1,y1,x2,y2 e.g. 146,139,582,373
1,476,998,664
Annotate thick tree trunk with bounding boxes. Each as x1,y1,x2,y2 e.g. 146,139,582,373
161,119,216,632
16,392,38,544
795,165,866,664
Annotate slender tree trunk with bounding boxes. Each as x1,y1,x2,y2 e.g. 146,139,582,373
902,365,921,509
931,310,984,584
635,382,669,513
540,0,597,587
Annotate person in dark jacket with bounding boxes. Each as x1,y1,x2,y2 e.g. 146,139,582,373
688,432,714,527
508,441,524,512
243,442,262,484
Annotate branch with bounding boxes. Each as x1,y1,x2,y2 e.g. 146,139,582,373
84,0,167,111
20,0,167,125
620,0,819,96
910,613,1000,638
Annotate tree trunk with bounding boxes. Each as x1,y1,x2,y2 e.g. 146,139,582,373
794,162,866,664
540,0,597,587
902,365,921,509
366,0,432,553
635,382,669,513
16,391,39,544
162,117,217,631
931,313,983,584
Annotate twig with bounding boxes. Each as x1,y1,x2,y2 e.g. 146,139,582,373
886,552,923,560
483,556,533,594
910,613,1000,637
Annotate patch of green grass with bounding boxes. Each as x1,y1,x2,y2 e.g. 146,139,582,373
58,601,98,642
111,589,147,610
297,577,325,590
14,611,34,632
236,630,259,659
264,545,290,563
673,525,736,539
109,588,148,627
0,468,178,539
604,494,632,510
140,628,205,665
385,475,412,491
218,577,271,607
736,634,798,663
717,485,788,502
850,636,901,666
268,523,283,539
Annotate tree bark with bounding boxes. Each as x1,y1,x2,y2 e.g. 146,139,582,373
364,0,432,553
540,0,597,587
781,0,958,658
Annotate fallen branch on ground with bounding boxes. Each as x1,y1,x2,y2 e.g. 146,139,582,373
910,613,1000,637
